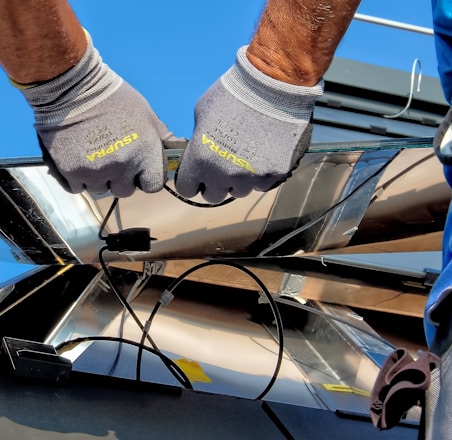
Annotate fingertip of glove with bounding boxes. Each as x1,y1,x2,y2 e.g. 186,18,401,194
199,184,229,204
135,176,164,195
173,174,200,200
108,182,136,198
229,186,252,199
174,185,200,201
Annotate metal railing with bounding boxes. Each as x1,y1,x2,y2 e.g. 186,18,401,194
354,13,434,36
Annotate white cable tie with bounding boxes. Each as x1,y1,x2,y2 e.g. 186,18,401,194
143,319,152,334
159,289,174,307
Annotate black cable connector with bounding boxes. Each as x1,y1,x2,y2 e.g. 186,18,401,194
105,228,154,252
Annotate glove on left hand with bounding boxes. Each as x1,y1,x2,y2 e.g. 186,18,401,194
19,32,175,198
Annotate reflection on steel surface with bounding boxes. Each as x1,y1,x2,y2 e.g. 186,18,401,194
0,138,449,266
43,266,388,411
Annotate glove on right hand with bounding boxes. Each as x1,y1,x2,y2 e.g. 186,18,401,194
175,46,323,203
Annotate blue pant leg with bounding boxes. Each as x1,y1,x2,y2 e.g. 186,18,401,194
432,0,452,104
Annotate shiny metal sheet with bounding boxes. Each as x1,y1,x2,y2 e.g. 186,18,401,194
0,138,448,266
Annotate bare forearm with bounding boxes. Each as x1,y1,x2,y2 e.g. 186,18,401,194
0,0,86,83
247,0,361,86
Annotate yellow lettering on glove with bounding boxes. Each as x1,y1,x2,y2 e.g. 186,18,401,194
86,133,138,162
202,133,256,173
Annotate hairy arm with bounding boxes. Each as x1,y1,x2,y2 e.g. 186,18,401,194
247,0,361,86
0,0,86,84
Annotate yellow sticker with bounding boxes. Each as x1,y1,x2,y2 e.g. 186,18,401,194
167,159,179,172
174,358,212,383
322,384,370,397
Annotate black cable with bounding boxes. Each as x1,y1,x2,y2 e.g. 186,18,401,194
369,152,436,205
55,335,191,387
258,149,403,256
136,302,162,381
95,196,235,384
98,172,395,395
96,197,192,387
163,184,236,208
98,195,130,376
97,199,157,349
98,246,153,343
98,197,119,240
98,246,192,389
140,260,284,400
108,271,150,376
107,323,124,376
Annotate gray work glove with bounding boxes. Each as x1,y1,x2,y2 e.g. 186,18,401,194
175,46,324,203
19,32,176,198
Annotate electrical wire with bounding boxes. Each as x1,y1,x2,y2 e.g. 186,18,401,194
98,187,235,239
136,301,162,382
98,247,152,344
98,197,119,240
98,245,192,389
369,152,436,205
108,266,153,376
94,175,399,396
164,184,236,208
138,260,284,401
94,196,192,387
55,335,191,387
257,150,402,257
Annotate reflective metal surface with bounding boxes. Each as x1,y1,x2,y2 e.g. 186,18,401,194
42,265,394,415
0,262,421,437
0,138,448,266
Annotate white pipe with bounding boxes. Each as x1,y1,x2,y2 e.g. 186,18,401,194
354,13,434,36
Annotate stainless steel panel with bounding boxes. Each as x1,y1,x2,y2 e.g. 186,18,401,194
0,138,448,266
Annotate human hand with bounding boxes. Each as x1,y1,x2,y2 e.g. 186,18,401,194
175,46,323,204
19,33,175,198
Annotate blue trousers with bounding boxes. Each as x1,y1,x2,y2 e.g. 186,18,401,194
433,0,452,104
426,0,452,347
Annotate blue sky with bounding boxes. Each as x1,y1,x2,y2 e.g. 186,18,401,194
0,0,439,283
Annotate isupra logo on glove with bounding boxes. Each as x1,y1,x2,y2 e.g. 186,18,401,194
86,133,139,162
202,134,255,173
